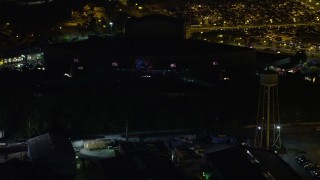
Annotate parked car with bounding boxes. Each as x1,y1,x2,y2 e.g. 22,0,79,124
304,163,319,171
295,154,306,161
300,159,312,166
310,169,320,178
296,155,310,165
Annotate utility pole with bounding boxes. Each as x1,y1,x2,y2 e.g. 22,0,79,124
28,120,31,139
125,119,128,142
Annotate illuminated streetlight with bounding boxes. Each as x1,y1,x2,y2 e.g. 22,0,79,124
109,22,113,32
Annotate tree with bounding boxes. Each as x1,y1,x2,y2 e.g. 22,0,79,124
293,50,307,64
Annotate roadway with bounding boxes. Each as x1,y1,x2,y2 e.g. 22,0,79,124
188,22,320,32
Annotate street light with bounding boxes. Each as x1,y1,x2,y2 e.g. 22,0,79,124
109,22,113,32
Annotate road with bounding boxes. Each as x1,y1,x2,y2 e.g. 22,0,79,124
188,22,320,33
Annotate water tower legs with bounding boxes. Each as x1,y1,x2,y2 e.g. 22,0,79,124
255,72,281,149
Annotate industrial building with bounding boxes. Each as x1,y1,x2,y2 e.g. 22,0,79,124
27,133,76,179
44,15,256,81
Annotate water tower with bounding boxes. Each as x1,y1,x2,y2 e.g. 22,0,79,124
255,70,281,149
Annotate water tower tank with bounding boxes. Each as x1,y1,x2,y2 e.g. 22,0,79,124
260,70,278,86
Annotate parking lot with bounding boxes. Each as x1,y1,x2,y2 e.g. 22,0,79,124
281,125,320,179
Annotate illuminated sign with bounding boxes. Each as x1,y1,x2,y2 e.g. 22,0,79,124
135,57,152,70
112,62,118,67
170,63,176,68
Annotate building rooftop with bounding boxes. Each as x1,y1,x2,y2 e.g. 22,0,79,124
98,153,181,180
249,148,302,180
47,37,254,57
206,145,302,180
